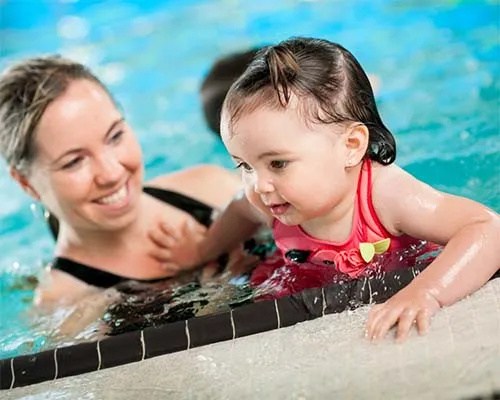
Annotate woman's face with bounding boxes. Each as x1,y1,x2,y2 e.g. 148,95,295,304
25,79,144,234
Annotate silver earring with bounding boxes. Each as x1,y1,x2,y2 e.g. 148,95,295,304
30,202,49,221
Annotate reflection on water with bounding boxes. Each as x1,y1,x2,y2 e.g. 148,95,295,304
20,240,440,356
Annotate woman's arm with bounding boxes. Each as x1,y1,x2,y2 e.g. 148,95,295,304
34,268,98,307
366,164,500,342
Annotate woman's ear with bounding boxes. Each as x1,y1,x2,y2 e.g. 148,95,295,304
9,167,41,200
344,123,369,168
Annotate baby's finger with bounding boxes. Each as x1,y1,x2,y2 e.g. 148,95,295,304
159,222,180,241
371,308,400,343
365,304,385,339
395,308,417,343
415,309,431,336
161,262,181,275
148,247,172,262
149,229,177,248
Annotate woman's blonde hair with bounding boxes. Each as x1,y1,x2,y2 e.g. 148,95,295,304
0,56,109,174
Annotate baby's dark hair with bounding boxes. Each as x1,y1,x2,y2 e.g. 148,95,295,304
223,37,396,165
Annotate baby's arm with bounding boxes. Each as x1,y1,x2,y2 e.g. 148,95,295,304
198,190,270,264
366,164,500,342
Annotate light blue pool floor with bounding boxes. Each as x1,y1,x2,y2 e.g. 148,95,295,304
4,278,500,399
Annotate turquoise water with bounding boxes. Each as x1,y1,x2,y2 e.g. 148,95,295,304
0,0,498,359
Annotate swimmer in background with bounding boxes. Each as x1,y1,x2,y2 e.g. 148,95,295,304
155,37,500,343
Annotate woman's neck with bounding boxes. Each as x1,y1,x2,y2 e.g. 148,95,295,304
54,197,149,262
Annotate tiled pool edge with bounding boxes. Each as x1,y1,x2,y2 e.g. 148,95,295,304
0,291,312,389
2,267,499,390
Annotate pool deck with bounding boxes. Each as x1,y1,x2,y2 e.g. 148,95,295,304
4,279,500,399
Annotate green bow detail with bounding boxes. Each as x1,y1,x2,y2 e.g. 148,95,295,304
359,238,391,263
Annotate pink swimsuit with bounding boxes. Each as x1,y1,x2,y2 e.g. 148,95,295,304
271,158,438,279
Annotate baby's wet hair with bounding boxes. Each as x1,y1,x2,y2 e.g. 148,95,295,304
223,37,396,165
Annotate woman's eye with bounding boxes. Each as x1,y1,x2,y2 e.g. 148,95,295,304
61,156,83,170
109,130,124,143
270,160,288,169
235,162,253,172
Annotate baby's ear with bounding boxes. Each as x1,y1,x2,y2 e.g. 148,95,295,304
9,166,41,200
344,123,369,167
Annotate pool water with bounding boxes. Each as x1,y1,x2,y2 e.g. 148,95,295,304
0,0,498,359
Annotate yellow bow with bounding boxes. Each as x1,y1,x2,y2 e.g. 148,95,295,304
359,238,391,263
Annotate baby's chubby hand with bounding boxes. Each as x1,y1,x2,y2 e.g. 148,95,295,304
147,219,207,273
365,283,442,343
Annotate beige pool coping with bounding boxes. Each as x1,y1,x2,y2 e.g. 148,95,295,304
4,279,500,399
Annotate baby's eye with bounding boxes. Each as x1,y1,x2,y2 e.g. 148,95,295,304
235,162,253,172
270,160,288,170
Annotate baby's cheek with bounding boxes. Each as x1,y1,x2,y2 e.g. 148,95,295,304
245,190,268,215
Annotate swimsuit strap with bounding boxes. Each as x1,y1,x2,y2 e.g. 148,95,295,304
143,186,214,227
51,257,168,288
50,186,214,288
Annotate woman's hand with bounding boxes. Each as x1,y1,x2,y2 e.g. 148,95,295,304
365,283,442,343
148,219,207,273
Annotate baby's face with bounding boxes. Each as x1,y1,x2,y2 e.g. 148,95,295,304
221,103,354,227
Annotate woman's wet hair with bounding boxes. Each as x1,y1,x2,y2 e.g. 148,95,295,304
0,55,110,175
223,37,396,165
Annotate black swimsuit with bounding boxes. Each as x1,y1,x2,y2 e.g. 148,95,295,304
50,186,214,289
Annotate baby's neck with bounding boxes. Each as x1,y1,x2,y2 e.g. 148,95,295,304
300,181,358,243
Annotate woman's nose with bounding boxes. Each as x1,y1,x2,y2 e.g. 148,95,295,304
94,155,123,186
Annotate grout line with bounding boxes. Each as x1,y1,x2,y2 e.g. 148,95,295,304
140,330,146,361
53,348,59,380
230,309,236,339
321,287,326,316
97,340,102,371
185,320,191,350
274,299,281,329
9,358,15,390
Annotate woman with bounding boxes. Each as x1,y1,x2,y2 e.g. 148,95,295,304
0,55,245,307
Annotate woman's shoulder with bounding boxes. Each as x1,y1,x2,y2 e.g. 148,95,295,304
148,164,238,186
146,164,241,209
34,267,98,307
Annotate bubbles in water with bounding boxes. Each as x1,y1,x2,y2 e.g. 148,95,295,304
57,16,90,40
97,63,126,85
460,131,470,141
132,17,155,37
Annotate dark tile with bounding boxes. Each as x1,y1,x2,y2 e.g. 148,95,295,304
0,358,13,390
57,341,100,379
291,287,324,318
232,300,279,338
323,280,354,314
188,311,233,348
143,320,188,359
99,330,143,369
11,349,56,388
276,297,309,327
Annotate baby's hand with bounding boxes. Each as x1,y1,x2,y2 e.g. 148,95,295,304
365,284,441,343
148,219,207,273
